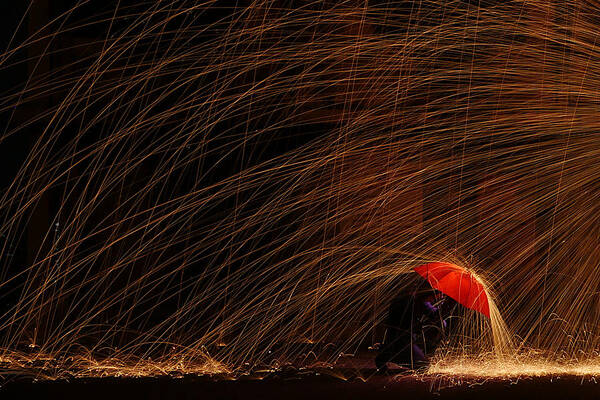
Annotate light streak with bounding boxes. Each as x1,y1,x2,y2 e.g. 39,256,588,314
0,0,599,380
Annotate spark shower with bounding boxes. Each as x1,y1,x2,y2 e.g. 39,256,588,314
1,0,600,379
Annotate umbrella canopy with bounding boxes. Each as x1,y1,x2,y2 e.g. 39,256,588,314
413,262,490,318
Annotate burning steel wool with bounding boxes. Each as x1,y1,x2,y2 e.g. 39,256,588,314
1,0,600,382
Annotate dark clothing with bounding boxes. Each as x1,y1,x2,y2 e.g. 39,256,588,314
376,289,456,370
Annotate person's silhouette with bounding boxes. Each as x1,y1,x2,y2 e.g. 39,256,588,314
376,282,457,371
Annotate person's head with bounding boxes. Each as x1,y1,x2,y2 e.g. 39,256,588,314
416,285,444,300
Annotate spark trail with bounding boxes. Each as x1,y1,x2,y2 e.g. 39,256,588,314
0,0,599,379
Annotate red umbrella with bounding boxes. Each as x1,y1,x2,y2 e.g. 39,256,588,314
413,262,490,318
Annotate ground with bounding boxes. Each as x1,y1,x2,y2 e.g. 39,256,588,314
1,369,599,400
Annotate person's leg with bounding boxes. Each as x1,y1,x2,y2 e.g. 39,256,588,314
375,351,389,372
411,343,427,363
376,327,401,371
385,332,415,368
